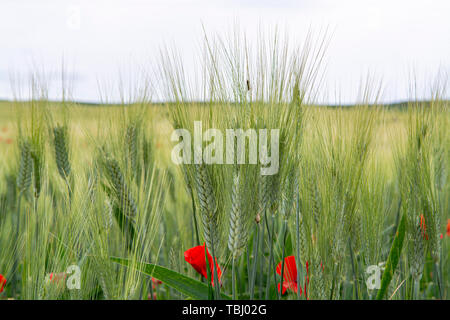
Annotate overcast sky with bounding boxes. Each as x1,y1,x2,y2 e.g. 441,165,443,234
0,0,448,104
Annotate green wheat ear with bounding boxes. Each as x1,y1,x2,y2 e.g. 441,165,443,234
17,140,33,194
310,251,326,300
125,123,138,176
228,169,246,259
142,134,154,183
258,174,271,215
408,219,425,281
53,125,71,179
104,156,138,218
194,163,219,252
30,148,42,199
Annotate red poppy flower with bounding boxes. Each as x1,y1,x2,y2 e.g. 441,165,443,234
5,138,12,145
0,274,6,293
419,214,429,240
152,277,162,290
184,243,222,286
446,219,450,237
276,256,309,295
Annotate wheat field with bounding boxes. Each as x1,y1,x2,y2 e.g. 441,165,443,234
0,32,448,300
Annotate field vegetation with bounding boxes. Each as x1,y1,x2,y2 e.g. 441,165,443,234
0,31,448,300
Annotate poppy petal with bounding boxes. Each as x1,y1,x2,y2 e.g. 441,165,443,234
277,281,301,295
184,243,222,286
0,274,6,293
275,256,298,283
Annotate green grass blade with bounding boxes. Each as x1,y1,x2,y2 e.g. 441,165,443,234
111,257,231,300
376,213,407,300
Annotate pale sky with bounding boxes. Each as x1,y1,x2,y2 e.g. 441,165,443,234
0,0,448,104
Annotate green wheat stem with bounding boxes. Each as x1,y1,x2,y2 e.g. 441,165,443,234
258,222,265,299
232,255,237,300
329,263,338,300
434,262,443,299
210,235,221,300
205,246,213,300
12,193,23,297
295,189,303,300
249,222,261,300
348,236,359,299
278,219,288,299
264,210,274,299
413,278,420,300
190,189,201,246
